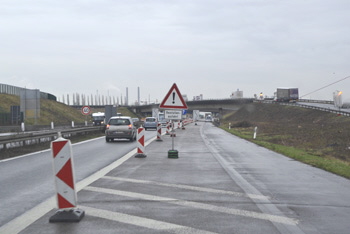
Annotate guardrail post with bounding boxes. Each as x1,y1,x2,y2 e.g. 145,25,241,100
253,126,258,139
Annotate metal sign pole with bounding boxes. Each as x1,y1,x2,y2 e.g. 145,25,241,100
172,129,174,150
168,120,178,158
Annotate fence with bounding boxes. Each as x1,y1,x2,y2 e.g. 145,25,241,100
0,83,57,125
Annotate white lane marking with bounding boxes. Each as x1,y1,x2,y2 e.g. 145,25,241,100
76,135,156,191
0,137,156,233
79,205,218,234
0,197,56,234
84,186,299,226
0,136,105,163
0,149,51,163
103,176,270,201
200,122,306,234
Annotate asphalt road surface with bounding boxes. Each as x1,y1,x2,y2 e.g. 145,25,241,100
1,122,350,234
0,131,157,228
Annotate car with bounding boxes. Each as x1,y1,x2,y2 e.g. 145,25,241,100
143,117,157,130
132,118,142,128
105,116,137,142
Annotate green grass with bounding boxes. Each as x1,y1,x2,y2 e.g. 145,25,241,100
221,126,350,179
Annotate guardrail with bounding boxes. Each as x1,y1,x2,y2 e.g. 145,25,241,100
255,100,350,117
298,99,334,104
0,126,104,151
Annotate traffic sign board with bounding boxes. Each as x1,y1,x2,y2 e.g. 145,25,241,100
81,106,91,115
164,110,182,120
159,83,188,109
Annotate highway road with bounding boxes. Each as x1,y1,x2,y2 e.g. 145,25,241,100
0,131,157,227
1,122,350,233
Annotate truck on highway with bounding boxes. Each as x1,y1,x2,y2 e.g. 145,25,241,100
198,112,213,122
92,112,105,125
158,111,167,127
275,88,299,102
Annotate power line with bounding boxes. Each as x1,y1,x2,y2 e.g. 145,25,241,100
300,75,350,98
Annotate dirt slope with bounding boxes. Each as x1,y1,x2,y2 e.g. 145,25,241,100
224,103,350,162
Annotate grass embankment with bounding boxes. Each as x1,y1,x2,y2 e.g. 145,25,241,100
221,103,350,179
0,93,140,159
0,93,139,125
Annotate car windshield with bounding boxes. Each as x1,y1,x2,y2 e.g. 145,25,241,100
146,118,156,122
109,119,130,125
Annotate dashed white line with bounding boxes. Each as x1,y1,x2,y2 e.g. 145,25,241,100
80,205,218,234
103,176,270,201
0,137,156,234
84,186,299,226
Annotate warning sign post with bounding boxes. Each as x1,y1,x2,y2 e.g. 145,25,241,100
159,83,188,159
159,83,188,110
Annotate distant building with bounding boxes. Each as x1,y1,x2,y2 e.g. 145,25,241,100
182,94,188,102
333,91,343,108
193,94,203,101
230,89,243,99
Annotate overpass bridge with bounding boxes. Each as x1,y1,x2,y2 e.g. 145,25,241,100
130,98,254,117
70,98,254,117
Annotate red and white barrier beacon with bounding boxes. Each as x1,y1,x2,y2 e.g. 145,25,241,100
49,133,84,222
135,127,147,158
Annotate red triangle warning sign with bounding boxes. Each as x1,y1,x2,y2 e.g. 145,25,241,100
159,83,188,109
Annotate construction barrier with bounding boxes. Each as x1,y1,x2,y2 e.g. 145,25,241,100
135,127,146,158
50,133,84,222
165,122,170,135
156,123,163,141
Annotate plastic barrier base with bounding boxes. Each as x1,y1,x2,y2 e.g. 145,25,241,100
135,154,147,158
49,208,85,223
168,150,179,159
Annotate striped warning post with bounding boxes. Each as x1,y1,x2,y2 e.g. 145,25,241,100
135,127,146,158
52,137,77,209
50,134,84,222
156,123,163,141
165,122,170,135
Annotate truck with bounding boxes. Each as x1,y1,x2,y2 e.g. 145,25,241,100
92,112,105,126
198,112,212,122
158,111,167,127
275,88,299,102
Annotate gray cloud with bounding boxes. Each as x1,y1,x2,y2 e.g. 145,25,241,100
1,0,350,103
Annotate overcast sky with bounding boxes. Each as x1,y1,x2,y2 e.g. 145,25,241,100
1,0,350,104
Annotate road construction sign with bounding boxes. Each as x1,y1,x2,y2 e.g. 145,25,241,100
165,110,182,120
159,83,188,109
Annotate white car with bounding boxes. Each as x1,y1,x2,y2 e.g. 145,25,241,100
143,117,157,130
105,116,137,142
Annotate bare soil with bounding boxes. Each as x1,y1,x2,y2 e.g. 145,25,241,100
223,103,350,162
